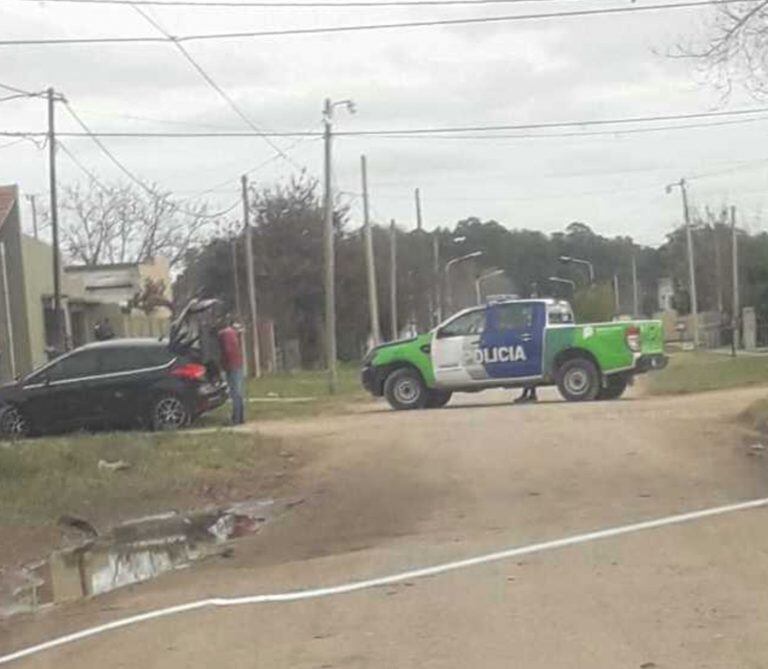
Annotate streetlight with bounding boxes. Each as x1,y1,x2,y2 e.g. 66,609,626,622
475,268,505,304
548,276,576,294
445,251,483,313
322,97,355,393
666,178,699,347
558,255,594,283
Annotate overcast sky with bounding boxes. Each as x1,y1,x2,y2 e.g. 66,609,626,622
2,0,767,247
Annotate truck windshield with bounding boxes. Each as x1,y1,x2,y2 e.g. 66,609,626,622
548,305,574,324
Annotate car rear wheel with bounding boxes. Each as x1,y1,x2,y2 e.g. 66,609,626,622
384,368,427,410
425,389,452,409
0,405,30,438
556,358,600,402
597,375,629,400
150,395,190,431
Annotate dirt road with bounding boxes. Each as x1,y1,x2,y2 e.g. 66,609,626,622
5,386,768,668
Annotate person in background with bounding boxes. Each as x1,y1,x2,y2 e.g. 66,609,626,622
514,385,538,404
93,318,115,341
217,316,245,425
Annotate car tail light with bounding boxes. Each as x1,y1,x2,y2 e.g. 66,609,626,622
625,325,641,352
170,362,207,381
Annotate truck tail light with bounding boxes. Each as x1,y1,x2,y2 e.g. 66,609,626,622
170,362,207,381
625,325,641,352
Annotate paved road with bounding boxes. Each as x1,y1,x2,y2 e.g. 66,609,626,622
5,387,768,668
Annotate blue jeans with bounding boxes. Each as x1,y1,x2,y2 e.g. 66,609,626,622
226,368,245,425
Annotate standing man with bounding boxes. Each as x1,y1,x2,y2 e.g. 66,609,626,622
217,317,245,425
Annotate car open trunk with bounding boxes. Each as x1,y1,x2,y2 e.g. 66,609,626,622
167,298,226,380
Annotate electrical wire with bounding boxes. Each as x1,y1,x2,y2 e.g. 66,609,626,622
63,102,241,218
0,0,748,46
6,105,768,139
129,4,303,169
11,0,674,7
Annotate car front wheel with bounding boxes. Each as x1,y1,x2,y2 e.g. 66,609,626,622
0,405,30,439
384,368,427,410
150,395,190,431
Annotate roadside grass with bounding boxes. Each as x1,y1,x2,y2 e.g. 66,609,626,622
646,351,768,395
0,429,285,526
201,363,370,423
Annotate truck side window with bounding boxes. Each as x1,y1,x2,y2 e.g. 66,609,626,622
438,310,486,338
494,304,535,331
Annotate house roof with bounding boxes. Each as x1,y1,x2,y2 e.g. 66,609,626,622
0,185,17,232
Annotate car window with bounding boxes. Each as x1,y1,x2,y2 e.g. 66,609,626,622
548,305,574,324
438,310,486,337
494,303,535,331
46,350,104,381
99,346,173,374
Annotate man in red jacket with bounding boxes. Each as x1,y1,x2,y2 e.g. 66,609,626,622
217,317,245,425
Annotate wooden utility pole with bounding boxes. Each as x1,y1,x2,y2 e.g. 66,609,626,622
414,188,423,231
322,99,337,392
47,88,64,351
241,175,261,378
432,233,441,324
680,179,699,346
731,206,739,356
631,253,639,318
231,235,241,318
360,155,381,346
390,219,398,340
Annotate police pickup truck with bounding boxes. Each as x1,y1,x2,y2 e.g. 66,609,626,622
361,298,667,410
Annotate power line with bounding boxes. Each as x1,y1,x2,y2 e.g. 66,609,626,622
63,101,241,218
0,81,42,96
129,4,301,169
0,0,748,45
11,0,653,7
6,105,768,139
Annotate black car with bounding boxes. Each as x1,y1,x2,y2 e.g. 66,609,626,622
0,338,228,437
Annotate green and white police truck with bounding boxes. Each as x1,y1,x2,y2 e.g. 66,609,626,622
361,298,668,410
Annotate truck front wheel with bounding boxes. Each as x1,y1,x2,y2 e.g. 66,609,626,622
384,368,427,410
556,358,600,402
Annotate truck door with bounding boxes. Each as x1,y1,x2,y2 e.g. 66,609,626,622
482,302,545,380
431,307,489,388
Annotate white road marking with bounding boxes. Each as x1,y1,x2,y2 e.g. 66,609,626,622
2,496,768,665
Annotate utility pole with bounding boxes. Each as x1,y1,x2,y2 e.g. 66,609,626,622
241,174,261,378
415,188,423,231
231,235,241,318
323,99,337,392
731,205,739,357
710,209,724,315
47,87,63,351
432,233,441,325
390,220,398,340
25,194,39,240
681,180,699,346
613,274,620,314
360,155,381,346
631,252,639,318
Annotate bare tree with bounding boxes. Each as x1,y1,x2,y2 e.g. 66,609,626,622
60,181,223,267
674,0,768,98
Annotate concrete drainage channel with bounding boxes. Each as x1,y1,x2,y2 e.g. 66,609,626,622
0,498,303,618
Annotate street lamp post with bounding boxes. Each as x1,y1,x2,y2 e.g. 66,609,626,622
548,276,576,295
445,251,482,314
558,255,594,283
475,268,504,304
322,97,355,393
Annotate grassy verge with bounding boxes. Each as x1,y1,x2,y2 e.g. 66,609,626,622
646,351,768,395
202,363,370,423
0,429,289,527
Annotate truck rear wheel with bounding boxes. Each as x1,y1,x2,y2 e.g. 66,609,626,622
425,389,452,409
597,375,628,400
384,368,427,410
556,358,600,402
